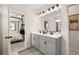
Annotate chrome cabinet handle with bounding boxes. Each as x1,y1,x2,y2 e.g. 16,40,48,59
33,37,35,40
44,41,47,45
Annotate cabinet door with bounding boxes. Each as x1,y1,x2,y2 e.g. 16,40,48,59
47,41,56,55
32,36,40,49
40,39,47,54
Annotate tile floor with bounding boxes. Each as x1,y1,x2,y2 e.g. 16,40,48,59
11,41,25,53
11,41,43,55
18,47,43,55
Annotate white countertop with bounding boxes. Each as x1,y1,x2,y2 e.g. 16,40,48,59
32,32,62,39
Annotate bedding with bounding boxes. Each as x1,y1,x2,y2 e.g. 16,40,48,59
10,33,22,42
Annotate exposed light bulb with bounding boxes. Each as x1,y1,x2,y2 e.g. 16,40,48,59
54,4,61,12
38,13,42,17
42,11,45,17
54,6,59,12
38,4,62,17
38,12,45,17
41,13,44,17
58,5,61,10
50,8,53,12
50,8,54,13
40,14,43,17
46,10,50,14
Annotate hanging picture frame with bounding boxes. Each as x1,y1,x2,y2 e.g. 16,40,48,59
69,14,79,30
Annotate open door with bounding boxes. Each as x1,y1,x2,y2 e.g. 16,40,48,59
2,5,11,55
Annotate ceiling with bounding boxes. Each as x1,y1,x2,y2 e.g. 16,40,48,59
26,4,54,9
9,4,54,10
9,4,73,15
9,4,54,14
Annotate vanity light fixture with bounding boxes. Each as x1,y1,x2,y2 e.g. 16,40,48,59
42,11,45,13
46,9,50,14
54,4,59,12
38,4,61,17
38,13,42,17
41,11,45,16
48,8,51,11
50,6,55,13
55,4,61,11
50,8,53,13
38,11,45,17
56,4,59,7
39,13,42,17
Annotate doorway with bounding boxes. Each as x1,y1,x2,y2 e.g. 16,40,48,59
68,4,79,55
9,12,25,54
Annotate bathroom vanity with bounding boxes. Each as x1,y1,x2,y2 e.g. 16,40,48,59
31,32,62,55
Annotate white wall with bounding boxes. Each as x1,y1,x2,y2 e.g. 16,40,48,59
69,5,79,54
25,13,40,47
0,5,10,55
1,5,10,55
61,5,69,55
69,5,79,16
9,5,38,48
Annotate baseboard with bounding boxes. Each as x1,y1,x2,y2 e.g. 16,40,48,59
70,48,79,55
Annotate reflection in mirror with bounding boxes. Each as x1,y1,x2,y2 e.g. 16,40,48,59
56,19,61,32
10,22,16,31
43,20,48,34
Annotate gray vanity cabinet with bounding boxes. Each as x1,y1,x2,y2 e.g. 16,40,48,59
46,41,56,55
40,37,56,55
32,34,40,49
31,33,61,55
40,38,48,54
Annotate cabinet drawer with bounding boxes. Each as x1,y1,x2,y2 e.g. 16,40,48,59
47,37,56,44
40,38,56,55
40,36,56,44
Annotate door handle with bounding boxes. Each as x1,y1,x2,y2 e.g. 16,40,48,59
5,36,12,39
